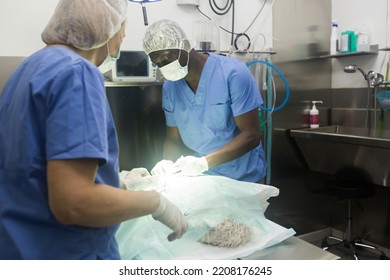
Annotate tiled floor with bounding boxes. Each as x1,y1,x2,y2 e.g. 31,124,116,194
298,228,390,260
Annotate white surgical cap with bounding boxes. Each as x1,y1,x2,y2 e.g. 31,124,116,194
143,19,194,55
41,0,128,50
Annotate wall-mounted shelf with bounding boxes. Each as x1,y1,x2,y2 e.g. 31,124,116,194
287,45,378,62
318,44,378,59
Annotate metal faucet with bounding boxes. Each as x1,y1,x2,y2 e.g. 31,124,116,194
343,65,383,136
365,71,384,87
343,65,383,86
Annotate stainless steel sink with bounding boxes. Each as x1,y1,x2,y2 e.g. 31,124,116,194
290,125,390,187
291,125,390,149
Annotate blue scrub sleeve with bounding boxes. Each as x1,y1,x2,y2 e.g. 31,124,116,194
228,62,262,117
45,65,109,164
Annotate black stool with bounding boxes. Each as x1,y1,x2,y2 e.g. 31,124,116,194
321,168,388,260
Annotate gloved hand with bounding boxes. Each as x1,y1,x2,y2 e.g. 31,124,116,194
152,193,188,241
174,156,208,176
120,168,152,190
151,160,179,176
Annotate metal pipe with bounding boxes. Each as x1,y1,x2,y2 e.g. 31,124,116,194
344,65,371,136
141,3,148,26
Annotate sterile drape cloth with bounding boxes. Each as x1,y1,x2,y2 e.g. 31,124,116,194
116,174,295,259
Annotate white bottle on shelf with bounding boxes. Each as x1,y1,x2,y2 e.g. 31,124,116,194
330,20,339,55
357,23,370,52
310,101,323,128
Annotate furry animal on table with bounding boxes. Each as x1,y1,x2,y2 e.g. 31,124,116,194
198,216,252,248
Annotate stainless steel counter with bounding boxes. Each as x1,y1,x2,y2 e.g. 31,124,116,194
241,236,339,260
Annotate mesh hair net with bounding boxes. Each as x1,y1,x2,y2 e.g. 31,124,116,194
143,19,194,54
41,0,128,50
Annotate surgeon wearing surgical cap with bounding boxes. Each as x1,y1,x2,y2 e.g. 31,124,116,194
0,1,187,260
143,19,266,183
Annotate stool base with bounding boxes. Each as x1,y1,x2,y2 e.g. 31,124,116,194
321,235,389,260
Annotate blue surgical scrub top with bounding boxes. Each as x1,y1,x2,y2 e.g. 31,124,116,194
0,46,121,259
162,53,266,182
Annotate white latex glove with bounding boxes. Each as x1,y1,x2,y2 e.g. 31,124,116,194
152,193,188,241
151,160,179,176
120,168,152,190
174,156,208,176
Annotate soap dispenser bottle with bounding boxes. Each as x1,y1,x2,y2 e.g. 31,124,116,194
310,101,323,128
330,20,339,55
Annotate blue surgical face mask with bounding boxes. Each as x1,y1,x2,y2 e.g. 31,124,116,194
98,44,120,74
159,49,189,81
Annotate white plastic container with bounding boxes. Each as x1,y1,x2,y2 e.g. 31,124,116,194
330,20,339,55
357,23,370,52
310,101,323,128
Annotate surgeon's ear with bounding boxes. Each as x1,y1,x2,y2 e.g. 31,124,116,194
182,39,192,52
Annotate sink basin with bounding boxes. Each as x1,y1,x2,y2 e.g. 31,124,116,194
291,125,390,149
290,125,390,187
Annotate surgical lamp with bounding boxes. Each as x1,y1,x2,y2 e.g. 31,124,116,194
128,0,161,26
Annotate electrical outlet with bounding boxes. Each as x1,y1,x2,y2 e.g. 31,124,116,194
177,0,200,7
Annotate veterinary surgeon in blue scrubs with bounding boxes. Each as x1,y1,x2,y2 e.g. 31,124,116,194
143,19,266,183
0,0,187,260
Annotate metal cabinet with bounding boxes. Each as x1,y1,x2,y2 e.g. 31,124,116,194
105,83,165,171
